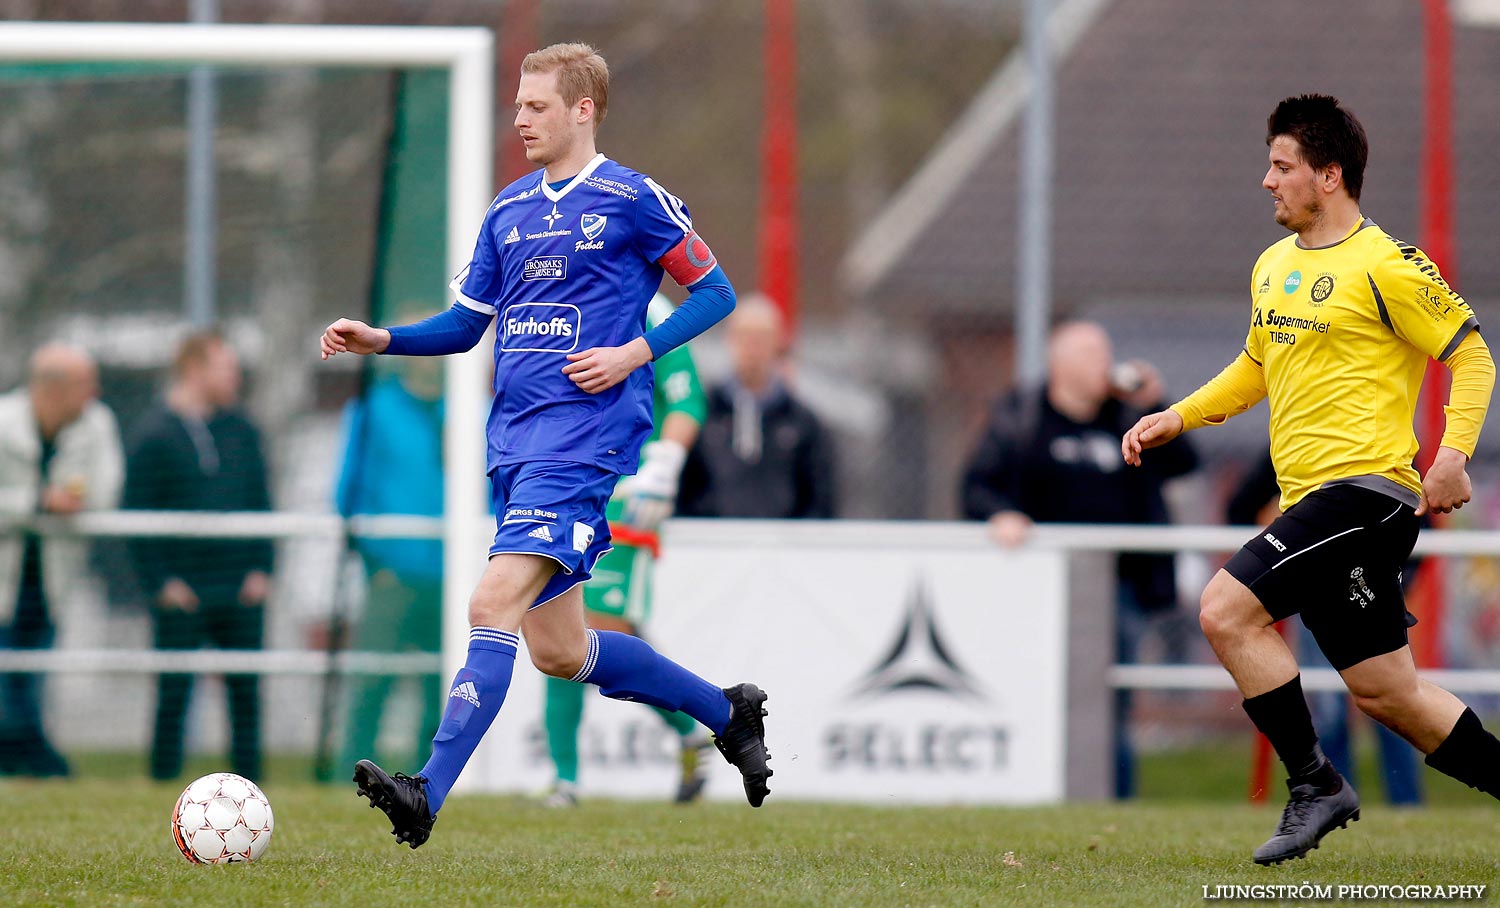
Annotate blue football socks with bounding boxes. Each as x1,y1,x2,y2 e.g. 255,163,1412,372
572,629,732,735
417,627,518,814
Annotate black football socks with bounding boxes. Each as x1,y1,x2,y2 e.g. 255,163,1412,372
1242,675,1340,790
1424,707,1500,799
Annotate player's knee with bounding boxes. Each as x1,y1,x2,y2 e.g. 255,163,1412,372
525,631,585,678
467,598,498,628
1197,590,1235,645
1352,691,1397,726
529,645,584,680
467,588,520,629
1197,572,1256,644
1351,685,1419,727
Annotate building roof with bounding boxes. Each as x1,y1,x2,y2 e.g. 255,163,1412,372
843,0,1500,316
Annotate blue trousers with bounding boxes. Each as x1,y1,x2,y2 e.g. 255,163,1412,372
0,586,68,777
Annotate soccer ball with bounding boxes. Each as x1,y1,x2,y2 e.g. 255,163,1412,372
171,772,274,864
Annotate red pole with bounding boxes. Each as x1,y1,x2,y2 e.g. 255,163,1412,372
1414,0,1456,669
757,0,800,335
499,0,540,186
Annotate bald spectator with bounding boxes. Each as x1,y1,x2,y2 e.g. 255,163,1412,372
0,344,124,776
677,295,836,519
960,320,1198,798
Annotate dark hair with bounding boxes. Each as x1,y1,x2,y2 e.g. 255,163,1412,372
1266,94,1368,201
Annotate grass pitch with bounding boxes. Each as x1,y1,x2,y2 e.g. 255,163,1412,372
1,773,1494,908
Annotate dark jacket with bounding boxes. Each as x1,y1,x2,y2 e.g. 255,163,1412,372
960,387,1198,609
1226,452,1281,526
124,403,274,597
677,381,836,519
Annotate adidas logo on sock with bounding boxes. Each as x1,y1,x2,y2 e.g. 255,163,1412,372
503,225,521,245
450,680,481,707
528,525,554,542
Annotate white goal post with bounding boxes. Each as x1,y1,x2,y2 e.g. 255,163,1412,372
0,21,496,683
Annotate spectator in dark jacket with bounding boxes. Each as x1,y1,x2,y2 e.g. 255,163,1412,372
677,295,835,519
125,330,273,782
960,320,1197,797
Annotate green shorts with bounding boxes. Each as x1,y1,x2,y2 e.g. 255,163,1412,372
582,540,654,625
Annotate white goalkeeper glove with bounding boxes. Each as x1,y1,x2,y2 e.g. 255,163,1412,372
617,439,688,532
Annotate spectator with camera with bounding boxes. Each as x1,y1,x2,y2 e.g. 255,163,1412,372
960,319,1197,798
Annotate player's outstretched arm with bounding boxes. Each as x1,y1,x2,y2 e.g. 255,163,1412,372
1121,409,1184,467
1124,350,1267,466
323,304,493,361
320,318,390,360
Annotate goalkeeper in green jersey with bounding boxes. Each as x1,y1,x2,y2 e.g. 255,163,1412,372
541,294,713,806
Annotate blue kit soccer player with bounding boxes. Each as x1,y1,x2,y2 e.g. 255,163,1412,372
320,43,771,848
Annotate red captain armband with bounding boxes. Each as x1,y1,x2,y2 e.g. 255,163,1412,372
659,231,718,287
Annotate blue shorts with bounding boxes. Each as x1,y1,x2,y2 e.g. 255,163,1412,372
489,460,617,609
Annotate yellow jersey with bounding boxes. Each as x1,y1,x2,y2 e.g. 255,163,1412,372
1184,218,1478,509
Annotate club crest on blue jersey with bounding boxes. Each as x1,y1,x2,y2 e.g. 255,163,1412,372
501,303,581,353
581,213,608,240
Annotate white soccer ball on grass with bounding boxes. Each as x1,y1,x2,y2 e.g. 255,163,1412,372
170,772,274,864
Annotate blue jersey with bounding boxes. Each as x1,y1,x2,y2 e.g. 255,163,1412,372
452,155,718,476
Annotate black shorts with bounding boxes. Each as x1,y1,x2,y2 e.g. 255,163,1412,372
1223,483,1420,671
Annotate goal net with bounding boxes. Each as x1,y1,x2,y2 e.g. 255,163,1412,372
0,23,492,781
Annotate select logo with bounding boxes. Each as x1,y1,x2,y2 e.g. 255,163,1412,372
851,576,985,700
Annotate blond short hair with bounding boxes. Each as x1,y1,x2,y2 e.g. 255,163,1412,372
522,42,609,131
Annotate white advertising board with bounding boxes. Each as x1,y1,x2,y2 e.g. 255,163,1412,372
461,522,1070,804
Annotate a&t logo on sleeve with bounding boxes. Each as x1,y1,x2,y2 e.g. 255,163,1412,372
501,302,581,353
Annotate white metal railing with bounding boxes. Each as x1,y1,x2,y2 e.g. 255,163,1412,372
5,511,1497,551
1110,665,1500,694
0,648,440,675
0,510,445,676
0,510,442,540
3,514,1498,685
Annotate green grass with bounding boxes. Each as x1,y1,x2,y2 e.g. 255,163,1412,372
1136,738,1486,806
2,769,1495,908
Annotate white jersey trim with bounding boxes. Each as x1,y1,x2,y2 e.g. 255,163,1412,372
542,153,607,203
643,177,693,235
452,288,498,316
